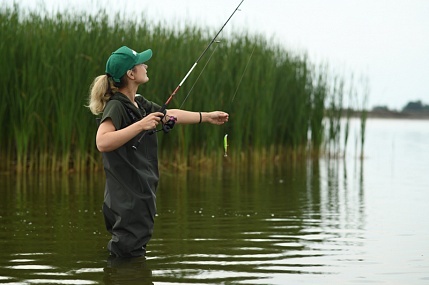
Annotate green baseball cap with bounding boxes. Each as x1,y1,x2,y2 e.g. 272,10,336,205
105,46,152,82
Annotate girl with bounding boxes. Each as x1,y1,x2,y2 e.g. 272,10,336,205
88,46,228,257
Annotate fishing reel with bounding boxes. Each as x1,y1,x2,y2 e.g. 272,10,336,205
161,115,177,133
133,115,177,150
150,115,177,134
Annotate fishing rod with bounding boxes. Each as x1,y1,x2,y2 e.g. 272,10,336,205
133,0,245,150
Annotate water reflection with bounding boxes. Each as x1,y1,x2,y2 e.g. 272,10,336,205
0,155,368,284
0,174,107,284
145,158,366,284
104,257,153,285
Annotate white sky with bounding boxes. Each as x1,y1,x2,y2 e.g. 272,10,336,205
4,0,429,109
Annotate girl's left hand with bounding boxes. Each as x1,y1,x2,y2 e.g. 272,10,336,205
207,111,229,125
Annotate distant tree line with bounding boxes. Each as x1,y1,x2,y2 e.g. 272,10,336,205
372,100,429,113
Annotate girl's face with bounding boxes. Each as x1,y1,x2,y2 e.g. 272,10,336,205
133,63,149,84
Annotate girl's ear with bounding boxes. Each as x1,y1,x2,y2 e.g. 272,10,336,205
126,70,134,80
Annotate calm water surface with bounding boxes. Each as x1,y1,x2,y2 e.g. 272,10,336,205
0,118,428,285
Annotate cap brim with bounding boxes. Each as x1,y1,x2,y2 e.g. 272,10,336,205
136,49,152,64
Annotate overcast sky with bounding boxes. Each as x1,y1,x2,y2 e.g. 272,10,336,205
4,0,429,109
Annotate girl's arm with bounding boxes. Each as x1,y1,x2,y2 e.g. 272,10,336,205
166,109,229,125
96,112,164,152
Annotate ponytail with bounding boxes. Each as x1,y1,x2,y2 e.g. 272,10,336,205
87,75,117,115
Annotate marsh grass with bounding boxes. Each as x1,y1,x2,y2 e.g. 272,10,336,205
0,5,366,173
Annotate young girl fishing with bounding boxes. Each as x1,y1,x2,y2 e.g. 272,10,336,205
88,46,229,257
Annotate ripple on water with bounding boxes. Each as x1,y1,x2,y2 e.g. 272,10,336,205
1,253,102,285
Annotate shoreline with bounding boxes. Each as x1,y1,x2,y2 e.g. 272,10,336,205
350,110,429,120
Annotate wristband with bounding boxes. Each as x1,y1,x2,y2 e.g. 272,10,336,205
199,112,202,124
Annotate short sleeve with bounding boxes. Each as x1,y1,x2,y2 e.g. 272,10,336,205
100,100,128,130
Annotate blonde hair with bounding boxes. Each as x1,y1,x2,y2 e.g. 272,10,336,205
87,75,118,115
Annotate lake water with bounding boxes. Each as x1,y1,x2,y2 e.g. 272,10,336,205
0,118,428,285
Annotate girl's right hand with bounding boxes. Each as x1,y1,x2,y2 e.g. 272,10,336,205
139,112,164,131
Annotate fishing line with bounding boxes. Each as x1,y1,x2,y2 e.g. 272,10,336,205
223,46,256,158
179,42,220,109
133,0,245,150
230,46,256,103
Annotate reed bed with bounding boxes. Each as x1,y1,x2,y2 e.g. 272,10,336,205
0,5,366,173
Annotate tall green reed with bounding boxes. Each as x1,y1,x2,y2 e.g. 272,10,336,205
0,6,365,173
